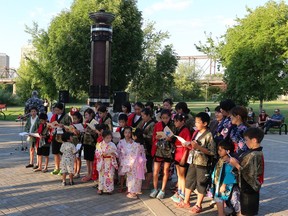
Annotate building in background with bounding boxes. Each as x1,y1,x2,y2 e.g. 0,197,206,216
0,53,9,69
20,44,36,64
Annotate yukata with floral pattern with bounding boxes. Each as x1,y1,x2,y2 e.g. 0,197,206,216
95,140,118,193
229,123,248,158
220,117,233,140
117,139,146,194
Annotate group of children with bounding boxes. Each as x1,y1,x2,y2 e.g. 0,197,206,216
23,99,264,215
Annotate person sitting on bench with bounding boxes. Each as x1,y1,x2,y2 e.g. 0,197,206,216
263,109,284,134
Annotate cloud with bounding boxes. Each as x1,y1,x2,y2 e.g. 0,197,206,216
144,0,193,15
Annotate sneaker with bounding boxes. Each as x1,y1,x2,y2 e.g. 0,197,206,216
156,190,165,199
57,170,63,176
171,195,183,203
62,181,66,186
25,164,33,168
50,169,60,175
149,189,159,198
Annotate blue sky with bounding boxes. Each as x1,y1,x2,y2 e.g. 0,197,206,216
0,0,285,69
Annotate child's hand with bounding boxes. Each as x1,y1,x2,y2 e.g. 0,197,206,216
191,140,199,149
156,134,162,139
220,184,226,193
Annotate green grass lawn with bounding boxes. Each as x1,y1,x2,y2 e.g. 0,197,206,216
1,101,287,123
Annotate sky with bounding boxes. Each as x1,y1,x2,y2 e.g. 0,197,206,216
0,0,285,69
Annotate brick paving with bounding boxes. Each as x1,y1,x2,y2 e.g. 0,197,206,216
0,121,287,216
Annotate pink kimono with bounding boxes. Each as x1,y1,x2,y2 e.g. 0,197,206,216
117,139,146,194
95,141,118,193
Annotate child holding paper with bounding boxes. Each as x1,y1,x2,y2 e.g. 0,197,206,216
229,127,265,216
170,113,191,203
34,113,51,172
24,107,40,168
95,130,118,194
175,112,216,214
81,108,98,182
60,132,77,186
98,105,113,131
71,111,83,178
150,109,175,199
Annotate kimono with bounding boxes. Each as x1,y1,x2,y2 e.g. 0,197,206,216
24,116,40,146
99,115,113,131
128,113,143,128
211,158,237,201
230,123,248,158
117,139,146,194
142,120,155,173
151,121,175,159
237,147,264,215
173,126,191,163
95,141,118,193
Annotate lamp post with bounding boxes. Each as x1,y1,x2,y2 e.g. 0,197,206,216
88,9,115,106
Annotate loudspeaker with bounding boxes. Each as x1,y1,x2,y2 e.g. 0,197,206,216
59,90,69,103
113,91,129,112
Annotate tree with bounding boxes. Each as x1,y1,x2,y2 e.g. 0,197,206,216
173,63,202,100
129,22,178,101
18,0,143,100
220,1,288,110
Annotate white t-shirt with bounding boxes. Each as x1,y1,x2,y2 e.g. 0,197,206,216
30,116,38,133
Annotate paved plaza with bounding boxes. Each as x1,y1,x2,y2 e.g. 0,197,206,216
0,121,287,216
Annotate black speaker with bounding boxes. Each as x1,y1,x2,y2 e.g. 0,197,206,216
113,91,129,112
59,90,69,103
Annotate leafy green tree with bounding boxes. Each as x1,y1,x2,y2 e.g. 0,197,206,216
174,63,202,100
18,0,143,100
129,22,177,101
220,1,288,110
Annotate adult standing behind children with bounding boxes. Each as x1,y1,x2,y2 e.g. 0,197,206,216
229,127,265,216
25,107,40,168
24,90,45,114
50,102,72,175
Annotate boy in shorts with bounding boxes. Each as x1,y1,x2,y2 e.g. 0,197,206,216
229,127,264,215
176,112,216,214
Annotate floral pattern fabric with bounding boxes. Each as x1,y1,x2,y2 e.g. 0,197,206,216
95,141,118,193
60,142,77,174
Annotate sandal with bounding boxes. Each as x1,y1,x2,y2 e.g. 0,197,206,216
42,169,48,173
97,190,103,195
34,169,42,172
126,193,138,199
189,205,202,214
175,201,190,208
74,174,80,179
81,176,92,182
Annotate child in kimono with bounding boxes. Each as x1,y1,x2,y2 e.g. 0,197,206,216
229,127,265,216
176,112,216,214
116,113,128,140
130,128,146,198
117,126,133,192
211,140,237,216
95,130,118,194
117,127,146,199
60,132,77,186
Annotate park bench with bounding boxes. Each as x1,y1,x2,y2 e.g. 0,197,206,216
270,118,287,135
0,104,7,120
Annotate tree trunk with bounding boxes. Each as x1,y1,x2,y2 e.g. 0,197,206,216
259,99,263,112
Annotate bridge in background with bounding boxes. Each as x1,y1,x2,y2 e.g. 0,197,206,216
0,68,17,94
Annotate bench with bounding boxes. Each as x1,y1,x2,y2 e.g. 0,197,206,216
0,104,7,119
270,118,287,135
